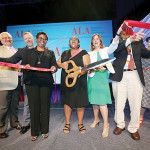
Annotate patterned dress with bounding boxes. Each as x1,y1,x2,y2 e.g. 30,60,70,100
141,58,150,108
88,52,112,105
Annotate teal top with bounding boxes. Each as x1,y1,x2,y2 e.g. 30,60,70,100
87,52,112,105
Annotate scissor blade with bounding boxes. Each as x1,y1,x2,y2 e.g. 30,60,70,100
81,57,116,72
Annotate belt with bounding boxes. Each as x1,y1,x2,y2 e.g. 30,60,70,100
18,76,22,78
123,69,136,71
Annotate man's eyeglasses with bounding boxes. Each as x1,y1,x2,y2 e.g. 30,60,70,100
1,37,12,40
38,37,48,41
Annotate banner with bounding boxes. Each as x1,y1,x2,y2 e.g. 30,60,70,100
7,20,113,84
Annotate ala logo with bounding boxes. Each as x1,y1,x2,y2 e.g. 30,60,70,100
46,47,60,57
72,27,90,35
15,30,30,38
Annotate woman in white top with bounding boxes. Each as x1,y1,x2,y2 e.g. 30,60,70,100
88,26,122,138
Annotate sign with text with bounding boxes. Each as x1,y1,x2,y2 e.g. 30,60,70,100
7,20,113,84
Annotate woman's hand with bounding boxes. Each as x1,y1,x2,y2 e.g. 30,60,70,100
57,57,68,70
25,64,30,67
61,62,68,70
68,73,74,78
25,64,30,71
50,66,56,73
98,66,106,71
95,66,106,71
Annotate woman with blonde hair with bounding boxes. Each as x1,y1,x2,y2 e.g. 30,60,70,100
88,27,121,138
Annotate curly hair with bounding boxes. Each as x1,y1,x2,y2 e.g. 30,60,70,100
36,31,48,41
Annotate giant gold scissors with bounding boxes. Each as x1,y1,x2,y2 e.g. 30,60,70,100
65,57,116,87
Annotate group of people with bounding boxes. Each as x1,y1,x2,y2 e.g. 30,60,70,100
0,31,56,141
0,23,149,141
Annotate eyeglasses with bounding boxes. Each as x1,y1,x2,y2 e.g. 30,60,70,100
38,37,47,41
1,37,12,40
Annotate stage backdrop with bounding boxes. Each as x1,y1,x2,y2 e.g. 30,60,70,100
7,20,113,102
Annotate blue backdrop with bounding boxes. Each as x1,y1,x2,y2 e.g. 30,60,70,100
7,20,113,102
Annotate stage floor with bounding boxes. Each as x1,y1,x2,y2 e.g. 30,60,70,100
0,102,150,150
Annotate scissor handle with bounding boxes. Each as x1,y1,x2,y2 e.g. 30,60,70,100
65,60,81,87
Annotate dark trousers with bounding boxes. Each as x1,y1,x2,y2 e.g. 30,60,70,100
25,84,53,136
0,91,8,134
7,77,22,127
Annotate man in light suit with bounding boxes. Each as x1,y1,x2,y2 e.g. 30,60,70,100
109,30,150,140
0,32,18,138
0,32,35,134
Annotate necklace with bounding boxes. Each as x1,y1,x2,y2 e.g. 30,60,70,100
37,51,44,65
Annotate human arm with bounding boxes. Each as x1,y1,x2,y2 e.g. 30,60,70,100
83,54,91,67
68,53,91,78
79,53,91,76
125,29,145,47
113,23,123,43
49,51,57,73
57,56,68,70
0,48,23,63
114,30,145,53
107,24,123,55
21,50,28,66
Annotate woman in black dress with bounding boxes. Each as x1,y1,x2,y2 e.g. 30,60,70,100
22,31,57,141
57,36,90,134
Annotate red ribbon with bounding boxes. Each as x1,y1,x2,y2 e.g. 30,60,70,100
143,69,150,71
0,62,55,72
122,20,150,36
125,20,150,29
0,61,58,103
54,73,57,103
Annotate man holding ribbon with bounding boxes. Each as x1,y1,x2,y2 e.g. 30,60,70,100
0,32,20,138
0,32,35,134
109,22,150,140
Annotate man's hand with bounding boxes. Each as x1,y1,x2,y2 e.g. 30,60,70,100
130,29,145,42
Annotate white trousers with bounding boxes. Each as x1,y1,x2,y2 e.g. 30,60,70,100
112,70,143,133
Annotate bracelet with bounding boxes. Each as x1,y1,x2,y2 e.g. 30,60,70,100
116,33,120,36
